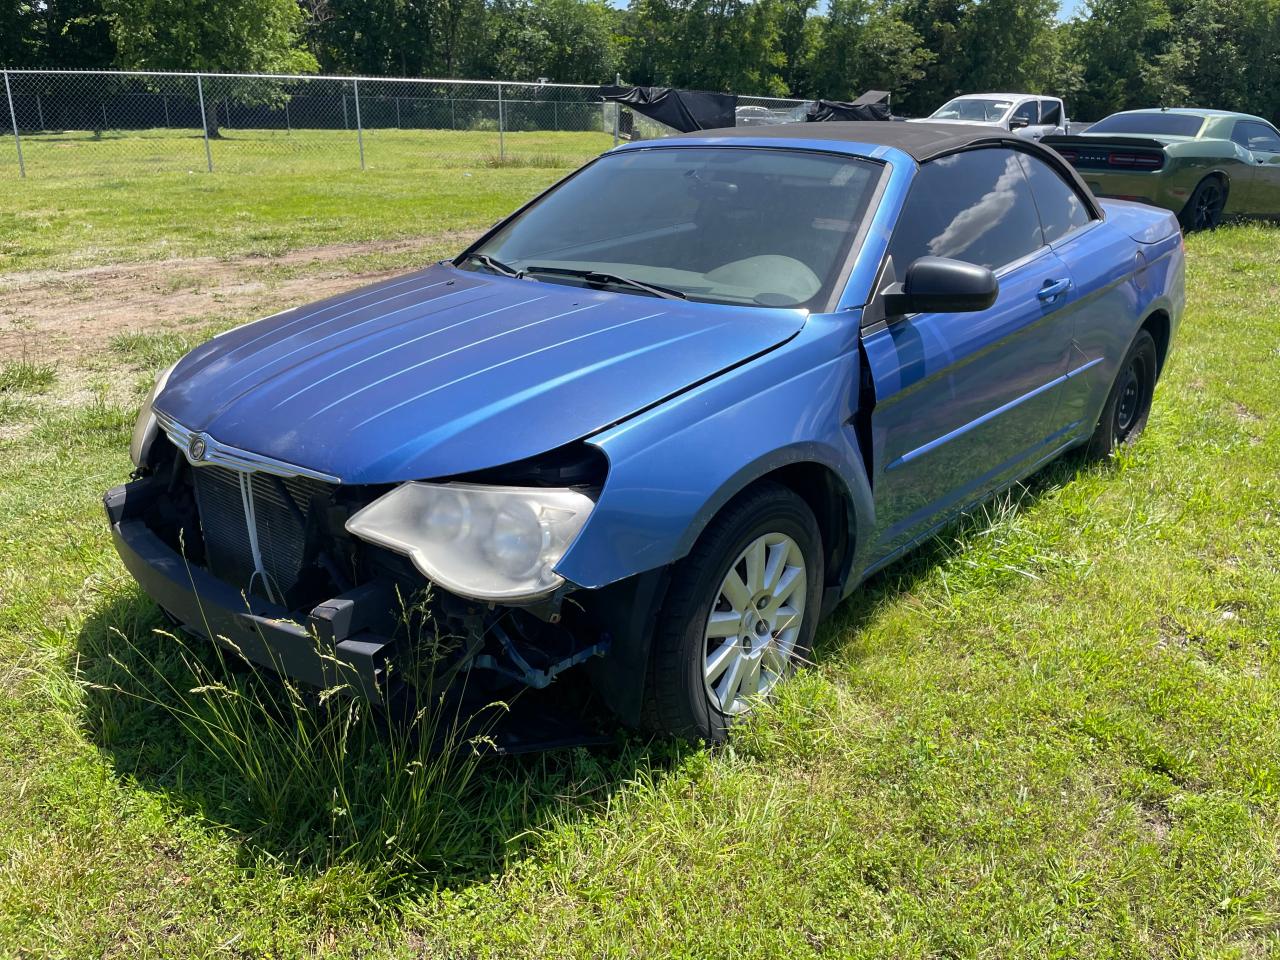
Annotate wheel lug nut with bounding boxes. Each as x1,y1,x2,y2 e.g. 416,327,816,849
756,597,768,609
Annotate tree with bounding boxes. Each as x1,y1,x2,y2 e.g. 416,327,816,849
1143,0,1278,117
619,0,789,94
484,0,620,82
41,0,117,67
103,0,318,135
797,0,933,101
103,0,317,73
1065,0,1176,119
1,1,38,66
896,0,1065,115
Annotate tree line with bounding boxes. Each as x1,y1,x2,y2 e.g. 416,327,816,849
4,0,1279,120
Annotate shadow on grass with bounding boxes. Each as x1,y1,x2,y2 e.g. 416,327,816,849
73,450,1098,901
74,592,689,901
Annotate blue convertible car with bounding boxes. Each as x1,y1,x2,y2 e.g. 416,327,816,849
107,122,1185,742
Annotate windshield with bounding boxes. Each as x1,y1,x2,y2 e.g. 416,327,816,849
1088,112,1205,137
931,98,1013,122
464,147,882,309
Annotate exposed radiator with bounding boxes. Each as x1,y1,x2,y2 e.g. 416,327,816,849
191,465,331,605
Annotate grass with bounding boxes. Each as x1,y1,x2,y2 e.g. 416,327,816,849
0,359,56,395
1,166,1279,956
0,128,609,273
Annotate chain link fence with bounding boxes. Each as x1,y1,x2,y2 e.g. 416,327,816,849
0,69,808,181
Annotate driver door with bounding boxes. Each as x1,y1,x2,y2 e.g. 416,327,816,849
1009,101,1040,139
1232,119,1280,216
861,148,1077,558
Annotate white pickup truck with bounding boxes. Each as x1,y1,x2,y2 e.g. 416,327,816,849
918,93,1069,140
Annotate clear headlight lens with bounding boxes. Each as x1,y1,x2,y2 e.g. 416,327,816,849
129,361,177,467
345,482,595,602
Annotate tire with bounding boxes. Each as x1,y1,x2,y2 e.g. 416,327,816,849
1084,328,1159,460
641,482,824,743
1179,176,1227,232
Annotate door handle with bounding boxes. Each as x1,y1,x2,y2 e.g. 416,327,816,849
1037,278,1073,303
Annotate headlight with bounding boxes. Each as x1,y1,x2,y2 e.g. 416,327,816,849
345,483,595,602
129,361,178,467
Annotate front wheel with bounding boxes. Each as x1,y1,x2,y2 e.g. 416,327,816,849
1084,328,1158,460
642,483,824,743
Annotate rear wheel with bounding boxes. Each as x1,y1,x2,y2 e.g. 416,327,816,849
1084,329,1158,459
642,483,823,743
1179,176,1226,232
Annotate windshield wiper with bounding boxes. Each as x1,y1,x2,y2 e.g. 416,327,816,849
457,252,522,278
523,265,688,301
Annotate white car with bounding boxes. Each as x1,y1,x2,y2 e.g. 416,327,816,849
919,93,1068,140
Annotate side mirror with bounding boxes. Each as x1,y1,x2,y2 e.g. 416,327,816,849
1009,115,1031,130
882,257,999,316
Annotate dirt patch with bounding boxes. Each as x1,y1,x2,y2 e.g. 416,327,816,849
0,233,480,366
1231,401,1262,424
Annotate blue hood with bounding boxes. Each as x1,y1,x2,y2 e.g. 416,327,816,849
154,265,806,484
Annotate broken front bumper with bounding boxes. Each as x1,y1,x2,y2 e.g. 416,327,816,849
104,477,402,702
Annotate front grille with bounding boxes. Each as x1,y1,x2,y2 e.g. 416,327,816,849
191,465,333,606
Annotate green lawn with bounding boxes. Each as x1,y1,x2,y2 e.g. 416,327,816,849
0,128,610,272
0,180,1278,956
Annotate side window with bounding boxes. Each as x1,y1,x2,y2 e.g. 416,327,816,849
887,149,1045,272
1017,153,1093,242
1039,100,1063,126
1232,120,1280,153
1011,101,1039,126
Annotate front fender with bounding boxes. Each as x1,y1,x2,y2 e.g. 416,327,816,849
554,312,875,591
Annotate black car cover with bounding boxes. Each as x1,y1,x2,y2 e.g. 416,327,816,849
598,86,737,133
805,90,892,122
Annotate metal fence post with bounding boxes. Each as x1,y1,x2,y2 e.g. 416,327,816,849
36,93,44,131
353,78,365,170
195,74,213,172
613,73,621,147
4,70,26,178
497,83,505,160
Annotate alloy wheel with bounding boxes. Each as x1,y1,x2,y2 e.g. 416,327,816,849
702,532,807,716
1194,183,1224,230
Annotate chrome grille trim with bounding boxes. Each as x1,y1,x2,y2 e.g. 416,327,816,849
155,410,341,484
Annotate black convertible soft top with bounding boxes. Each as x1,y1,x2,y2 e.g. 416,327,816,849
672,120,1019,161
670,120,1102,217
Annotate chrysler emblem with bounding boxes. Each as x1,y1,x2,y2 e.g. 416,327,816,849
188,434,208,462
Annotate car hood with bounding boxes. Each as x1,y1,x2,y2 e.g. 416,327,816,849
154,265,806,484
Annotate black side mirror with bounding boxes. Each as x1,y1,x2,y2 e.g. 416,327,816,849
882,257,999,316
1009,115,1031,129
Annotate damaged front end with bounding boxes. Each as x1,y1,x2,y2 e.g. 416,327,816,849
106,427,641,749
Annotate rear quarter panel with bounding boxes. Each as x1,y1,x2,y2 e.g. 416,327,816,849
1165,141,1253,216
1065,207,1184,435
1072,140,1248,215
